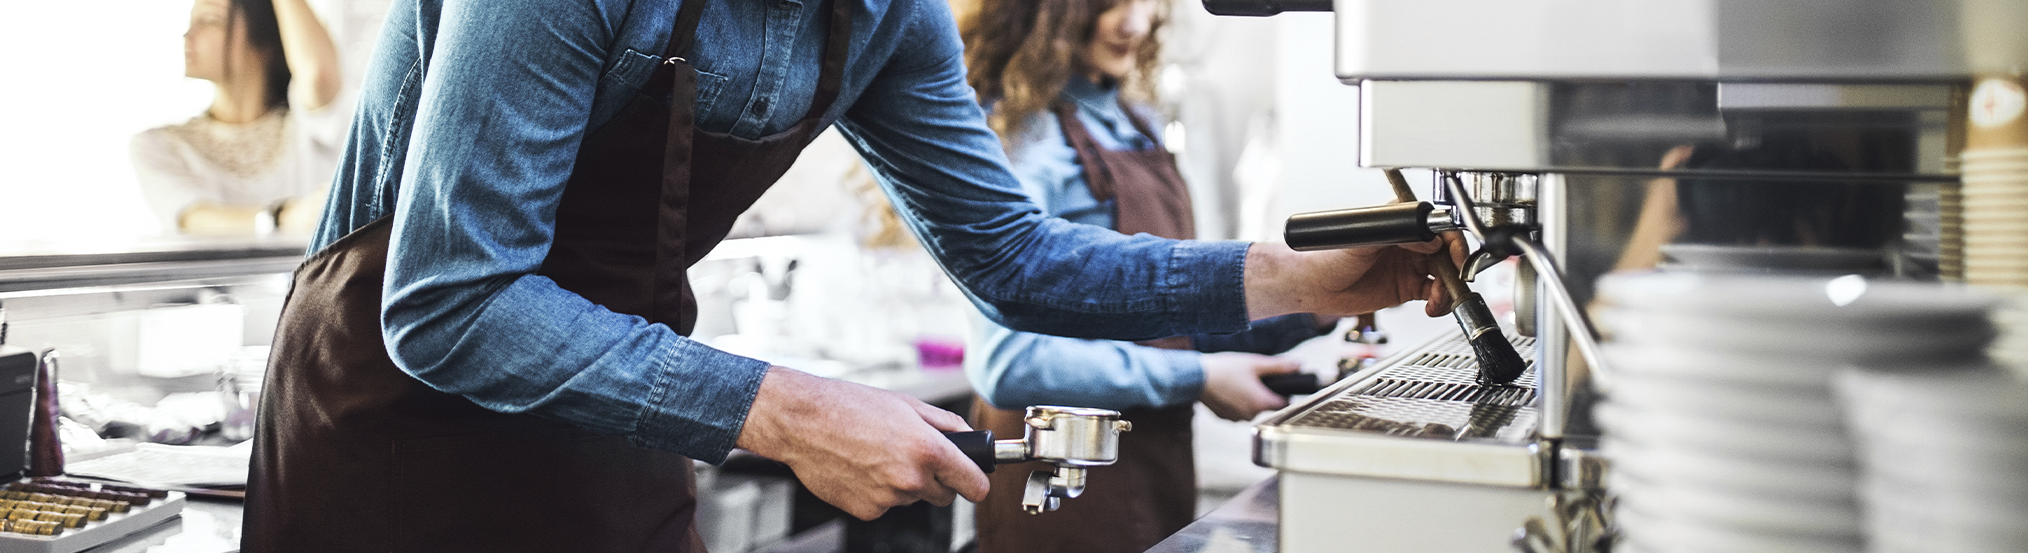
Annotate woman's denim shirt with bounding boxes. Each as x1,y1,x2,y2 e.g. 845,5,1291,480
966,78,1325,412
310,0,1250,463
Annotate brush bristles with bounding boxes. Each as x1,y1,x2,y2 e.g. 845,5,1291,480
1471,334,1527,385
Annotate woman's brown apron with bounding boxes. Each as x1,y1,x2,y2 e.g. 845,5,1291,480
242,0,851,550
971,101,1199,553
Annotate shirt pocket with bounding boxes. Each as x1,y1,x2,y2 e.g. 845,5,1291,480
600,48,730,111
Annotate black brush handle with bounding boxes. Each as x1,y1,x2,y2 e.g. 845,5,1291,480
944,430,996,474
1260,373,1323,396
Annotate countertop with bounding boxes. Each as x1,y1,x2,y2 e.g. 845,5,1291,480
1145,476,1278,553
62,496,242,553
52,366,970,553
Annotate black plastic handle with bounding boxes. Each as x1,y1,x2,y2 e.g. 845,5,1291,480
1260,373,1323,396
944,430,997,473
1202,0,1333,16
1286,202,1437,251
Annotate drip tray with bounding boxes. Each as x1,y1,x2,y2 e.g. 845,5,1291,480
1255,328,1552,488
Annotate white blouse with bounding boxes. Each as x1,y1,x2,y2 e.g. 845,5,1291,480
130,103,347,233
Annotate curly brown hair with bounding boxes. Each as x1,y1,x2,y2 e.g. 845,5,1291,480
959,0,1166,146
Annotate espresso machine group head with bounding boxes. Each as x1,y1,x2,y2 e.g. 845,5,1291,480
1284,169,1559,387
945,405,1131,514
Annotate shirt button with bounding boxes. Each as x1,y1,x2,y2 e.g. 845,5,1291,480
751,99,769,114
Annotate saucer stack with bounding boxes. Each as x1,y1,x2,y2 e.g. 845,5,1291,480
1836,368,2028,553
1592,273,1996,553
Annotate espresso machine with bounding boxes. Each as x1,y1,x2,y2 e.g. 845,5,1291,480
1202,1,2014,551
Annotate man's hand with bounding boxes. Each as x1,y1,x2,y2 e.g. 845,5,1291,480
1198,353,1299,421
735,367,990,520
1244,231,1470,320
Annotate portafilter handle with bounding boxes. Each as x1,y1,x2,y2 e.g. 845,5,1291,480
942,405,1131,514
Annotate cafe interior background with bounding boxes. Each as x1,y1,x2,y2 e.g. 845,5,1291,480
0,0,1460,550
0,0,2025,552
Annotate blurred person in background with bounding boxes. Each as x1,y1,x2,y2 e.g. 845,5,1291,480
960,0,1337,551
131,0,342,235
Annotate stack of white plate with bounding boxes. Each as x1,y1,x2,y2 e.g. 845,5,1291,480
1836,368,2028,553
1592,272,1997,553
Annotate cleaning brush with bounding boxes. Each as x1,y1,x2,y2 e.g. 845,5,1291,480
1384,169,1527,385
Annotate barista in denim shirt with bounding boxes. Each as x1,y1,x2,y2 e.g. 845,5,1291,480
305,0,1458,523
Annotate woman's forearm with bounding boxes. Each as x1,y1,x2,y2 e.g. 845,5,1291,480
273,0,342,110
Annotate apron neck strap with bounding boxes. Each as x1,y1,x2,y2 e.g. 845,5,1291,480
651,0,851,123
663,0,710,63
805,0,852,122
1052,101,1118,203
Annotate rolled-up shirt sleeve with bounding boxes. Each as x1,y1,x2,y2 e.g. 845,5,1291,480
379,0,766,464
833,0,1251,342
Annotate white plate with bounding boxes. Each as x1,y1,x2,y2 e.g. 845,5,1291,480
1597,272,1999,321
1665,516,1862,553
1606,370,1842,427
1834,368,2028,423
1667,485,1860,536
1602,344,1843,388
1857,442,2028,493
1864,497,2028,552
1596,401,1852,462
1599,308,1994,361
1862,476,2028,521
1603,437,1854,500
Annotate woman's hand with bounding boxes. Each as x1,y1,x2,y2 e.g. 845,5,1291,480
1198,353,1298,421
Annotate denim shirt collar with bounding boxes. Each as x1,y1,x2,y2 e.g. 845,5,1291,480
1062,76,1122,115
1060,76,1151,148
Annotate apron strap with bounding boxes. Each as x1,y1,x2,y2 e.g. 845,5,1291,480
665,0,710,61
1116,99,1165,154
804,0,853,123
654,0,709,322
1053,101,1118,204
644,0,711,96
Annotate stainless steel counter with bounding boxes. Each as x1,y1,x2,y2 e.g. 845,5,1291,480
1144,476,1277,553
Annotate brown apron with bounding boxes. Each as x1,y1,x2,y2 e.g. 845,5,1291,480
242,0,851,550
972,100,1199,553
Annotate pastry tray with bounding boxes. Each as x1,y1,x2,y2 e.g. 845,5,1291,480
0,481,184,553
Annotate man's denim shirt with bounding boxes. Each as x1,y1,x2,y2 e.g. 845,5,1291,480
311,0,1251,464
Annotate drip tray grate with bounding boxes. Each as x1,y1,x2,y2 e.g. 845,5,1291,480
1284,333,1540,441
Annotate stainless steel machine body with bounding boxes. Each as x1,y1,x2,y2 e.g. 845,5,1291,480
1202,1,2022,551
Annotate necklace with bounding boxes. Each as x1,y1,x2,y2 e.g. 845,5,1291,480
169,109,291,179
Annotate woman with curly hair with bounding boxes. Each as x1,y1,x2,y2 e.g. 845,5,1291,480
961,1,1338,551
